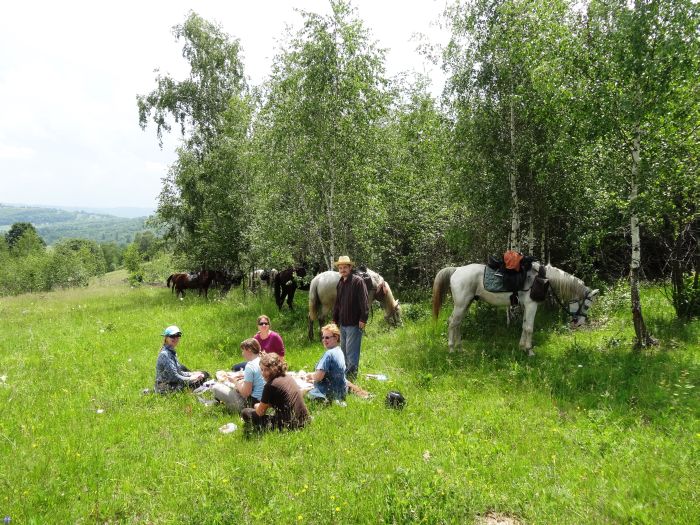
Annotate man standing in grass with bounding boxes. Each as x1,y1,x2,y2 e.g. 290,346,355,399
332,255,369,381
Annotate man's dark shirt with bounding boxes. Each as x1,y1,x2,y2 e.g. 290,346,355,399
333,272,369,326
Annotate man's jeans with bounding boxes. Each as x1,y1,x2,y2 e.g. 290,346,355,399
340,325,363,380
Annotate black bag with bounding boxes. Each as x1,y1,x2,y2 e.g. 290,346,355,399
530,268,549,302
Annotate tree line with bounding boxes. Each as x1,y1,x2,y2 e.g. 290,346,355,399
0,223,167,295
137,0,698,342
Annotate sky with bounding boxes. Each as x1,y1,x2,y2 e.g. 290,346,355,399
0,0,450,211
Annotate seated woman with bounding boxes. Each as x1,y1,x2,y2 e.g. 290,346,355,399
154,325,209,394
241,352,309,432
305,323,370,402
213,338,265,412
232,314,285,371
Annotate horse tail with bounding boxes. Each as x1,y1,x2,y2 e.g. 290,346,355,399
432,267,457,319
308,277,320,321
166,274,173,291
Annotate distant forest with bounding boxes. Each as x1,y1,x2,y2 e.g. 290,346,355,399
0,204,152,245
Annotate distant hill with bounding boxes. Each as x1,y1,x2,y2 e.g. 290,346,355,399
0,204,155,245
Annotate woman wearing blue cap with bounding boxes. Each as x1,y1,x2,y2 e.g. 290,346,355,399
154,325,210,393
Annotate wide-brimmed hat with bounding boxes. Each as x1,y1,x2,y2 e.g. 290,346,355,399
334,255,355,267
162,325,182,337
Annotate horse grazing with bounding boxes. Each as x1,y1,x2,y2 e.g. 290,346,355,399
273,267,308,310
307,269,402,340
211,269,243,294
432,263,599,356
166,271,216,299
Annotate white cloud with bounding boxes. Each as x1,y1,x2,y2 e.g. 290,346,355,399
0,143,35,159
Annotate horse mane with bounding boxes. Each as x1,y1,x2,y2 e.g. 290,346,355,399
545,265,587,302
381,281,397,311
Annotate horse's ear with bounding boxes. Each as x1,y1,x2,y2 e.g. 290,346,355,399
590,289,600,300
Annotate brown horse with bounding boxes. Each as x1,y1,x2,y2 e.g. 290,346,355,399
166,271,215,299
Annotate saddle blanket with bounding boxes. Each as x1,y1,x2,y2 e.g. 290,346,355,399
483,266,509,293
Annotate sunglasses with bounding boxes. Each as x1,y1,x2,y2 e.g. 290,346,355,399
258,322,269,326
169,334,182,338
321,335,337,340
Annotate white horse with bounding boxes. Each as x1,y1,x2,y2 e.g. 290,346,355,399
308,269,402,340
432,263,599,356
248,268,277,292
249,269,264,291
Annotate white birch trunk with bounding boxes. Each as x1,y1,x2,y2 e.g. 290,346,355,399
629,127,654,348
509,95,521,252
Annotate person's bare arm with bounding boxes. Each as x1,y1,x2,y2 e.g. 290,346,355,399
254,402,270,417
306,369,326,383
237,380,253,398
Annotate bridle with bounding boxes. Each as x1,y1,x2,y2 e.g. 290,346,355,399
549,276,595,322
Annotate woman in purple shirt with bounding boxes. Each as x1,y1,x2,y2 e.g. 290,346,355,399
232,314,286,372
253,314,285,358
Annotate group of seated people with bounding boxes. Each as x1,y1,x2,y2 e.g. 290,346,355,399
154,315,367,433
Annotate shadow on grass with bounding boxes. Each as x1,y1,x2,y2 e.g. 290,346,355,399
399,301,699,425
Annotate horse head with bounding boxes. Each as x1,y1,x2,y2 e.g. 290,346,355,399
384,299,402,327
569,288,599,327
376,279,402,327
545,264,599,328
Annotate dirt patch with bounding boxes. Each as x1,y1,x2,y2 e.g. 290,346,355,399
475,511,524,525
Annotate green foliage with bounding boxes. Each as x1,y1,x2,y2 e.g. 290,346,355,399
100,242,125,272
137,11,247,154
139,11,251,270
252,0,391,269
0,236,110,295
123,233,171,284
5,221,44,249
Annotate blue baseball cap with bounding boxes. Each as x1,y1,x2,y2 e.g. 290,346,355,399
162,325,182,337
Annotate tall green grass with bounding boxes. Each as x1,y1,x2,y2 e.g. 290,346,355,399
0,272,697,523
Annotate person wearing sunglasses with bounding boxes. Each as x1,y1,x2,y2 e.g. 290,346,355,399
305,323,369,402
253,314,285,357
232,314,286,372
154,325,209,394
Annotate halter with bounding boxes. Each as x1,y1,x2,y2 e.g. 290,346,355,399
548,272,594,321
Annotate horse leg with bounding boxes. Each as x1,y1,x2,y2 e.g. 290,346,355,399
448,298,472,353
519,301,537,356
287,286,296,310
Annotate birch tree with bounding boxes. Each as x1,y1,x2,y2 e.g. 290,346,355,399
580,0,699,346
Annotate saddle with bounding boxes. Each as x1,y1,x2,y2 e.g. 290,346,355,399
356,266,375,294
485,251,536,306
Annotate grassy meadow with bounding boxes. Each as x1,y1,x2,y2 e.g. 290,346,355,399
0,271,698,524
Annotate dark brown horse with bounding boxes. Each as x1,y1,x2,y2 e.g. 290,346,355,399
273,266,308,310
166,271,215,299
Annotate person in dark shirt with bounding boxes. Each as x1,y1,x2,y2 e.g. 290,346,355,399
332,255,369,381
241,352,309,432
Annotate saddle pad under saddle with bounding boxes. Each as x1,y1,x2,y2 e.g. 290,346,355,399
483,266,509,293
